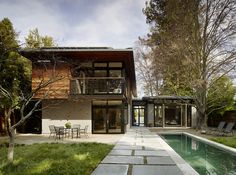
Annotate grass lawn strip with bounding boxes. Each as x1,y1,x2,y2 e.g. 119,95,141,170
0,142,113,175
210,136,236,148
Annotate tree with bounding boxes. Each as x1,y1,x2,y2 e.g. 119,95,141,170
207,76,236,117
25,28,56,48
134,40,162,96
143,0,236,129
0,18,61,164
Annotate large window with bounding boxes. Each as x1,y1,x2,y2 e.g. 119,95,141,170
93,62,124,94
165,105,181,127
154,105,163,127
92,100,124,134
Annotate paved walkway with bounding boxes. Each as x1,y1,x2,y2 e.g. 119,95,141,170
91,128,198,175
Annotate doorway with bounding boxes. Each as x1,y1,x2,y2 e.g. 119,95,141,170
132,106,146,126
92,100,124,134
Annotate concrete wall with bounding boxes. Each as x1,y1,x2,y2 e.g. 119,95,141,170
147,103,154,126
42,99,91,133
191,107,197,128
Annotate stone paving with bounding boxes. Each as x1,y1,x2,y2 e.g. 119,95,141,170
91,128,199,175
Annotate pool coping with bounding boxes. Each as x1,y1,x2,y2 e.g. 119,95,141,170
183,132,236,156
157,133,199,175
159,131,236,156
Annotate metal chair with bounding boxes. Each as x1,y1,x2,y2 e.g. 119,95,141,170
80,125,89,137
71,124,80,138
49,125,56,138
55,126,66,139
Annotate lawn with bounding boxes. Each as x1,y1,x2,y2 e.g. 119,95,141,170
210,136,236,148
0,142,113,175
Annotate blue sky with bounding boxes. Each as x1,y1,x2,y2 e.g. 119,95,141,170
0,0,149,48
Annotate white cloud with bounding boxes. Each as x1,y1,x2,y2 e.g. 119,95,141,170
0,0,148,48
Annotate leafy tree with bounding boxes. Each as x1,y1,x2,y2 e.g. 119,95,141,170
25,28,56,48
0,18,60,164
143,0,236,129
207,76,236,117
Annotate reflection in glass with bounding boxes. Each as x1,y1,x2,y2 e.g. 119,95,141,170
108,108,122,133
154,105,163,127
93,108,106,133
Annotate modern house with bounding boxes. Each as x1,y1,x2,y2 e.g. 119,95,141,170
16,47,197,135
19,47,136,134
132,96,196,128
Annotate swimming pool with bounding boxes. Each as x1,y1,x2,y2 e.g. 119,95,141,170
161,133,236,175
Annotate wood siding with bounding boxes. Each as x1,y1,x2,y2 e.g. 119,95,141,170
32,62,71,99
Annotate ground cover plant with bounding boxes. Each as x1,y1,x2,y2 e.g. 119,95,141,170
210,136,236,149
0,142,113,175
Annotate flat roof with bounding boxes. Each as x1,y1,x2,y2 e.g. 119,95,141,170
19,46,137,97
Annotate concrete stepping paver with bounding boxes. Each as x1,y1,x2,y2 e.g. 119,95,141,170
135,150,169,156
132,165,184,175
91,128,199,175
109,150,132,156
101,155,144,164
91,164,128,175
147,156,176,165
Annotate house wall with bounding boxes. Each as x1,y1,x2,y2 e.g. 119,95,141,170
191,107,197,128
147,103,154,126
32,62,71,99
42,99,91,133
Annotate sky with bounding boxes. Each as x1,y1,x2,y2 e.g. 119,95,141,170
0,0,149,48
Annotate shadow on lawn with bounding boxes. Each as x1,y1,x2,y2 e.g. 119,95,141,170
0,143,113,175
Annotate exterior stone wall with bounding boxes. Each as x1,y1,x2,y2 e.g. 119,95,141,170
42,99,92,133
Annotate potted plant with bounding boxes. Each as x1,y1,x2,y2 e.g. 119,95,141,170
65,122,71,129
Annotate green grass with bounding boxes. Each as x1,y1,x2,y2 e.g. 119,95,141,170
0,143,113,175
210,136,236,148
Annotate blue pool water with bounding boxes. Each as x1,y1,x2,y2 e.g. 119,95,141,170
161,134,236,175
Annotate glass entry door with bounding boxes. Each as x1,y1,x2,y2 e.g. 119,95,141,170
92,100,123,134
133,106,145,126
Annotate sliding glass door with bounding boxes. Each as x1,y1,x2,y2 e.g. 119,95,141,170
92,100,124,134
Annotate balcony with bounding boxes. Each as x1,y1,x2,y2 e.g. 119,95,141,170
69,77,125,97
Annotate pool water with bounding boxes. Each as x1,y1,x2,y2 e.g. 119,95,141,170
161,134,236,175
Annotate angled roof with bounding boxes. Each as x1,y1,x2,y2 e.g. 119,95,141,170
19,47,137,97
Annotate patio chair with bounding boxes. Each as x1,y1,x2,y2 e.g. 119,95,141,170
55,126,67,139
80,125,89,137
218,122,235,136
49,125,56,138
71,124,80,138
207,121,226,134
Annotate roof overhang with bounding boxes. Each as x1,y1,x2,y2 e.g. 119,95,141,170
19,47,137,97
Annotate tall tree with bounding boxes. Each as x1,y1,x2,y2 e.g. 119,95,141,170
0,18,60,163
143,0,236,129
25,28,56,48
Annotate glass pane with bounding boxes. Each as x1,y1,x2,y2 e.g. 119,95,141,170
133,109,138,126
94,63,107,67
109,62,122,68
139,109,145,126
109,70,122,77
165,105,181,127
108,108,121,133
154,105,163,127
108,79,122,94
107,100,122,105
93,100,107,106
94,70,107,77
93,108,106,133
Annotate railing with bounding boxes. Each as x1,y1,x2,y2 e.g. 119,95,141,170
70,77,125,95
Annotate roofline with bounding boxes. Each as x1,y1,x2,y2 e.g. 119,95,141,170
19,47,133,53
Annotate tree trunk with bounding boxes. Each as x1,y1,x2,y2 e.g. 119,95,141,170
8,128,15,164
5,107,15,164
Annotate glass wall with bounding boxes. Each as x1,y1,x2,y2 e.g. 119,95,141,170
132,106,145,126
154,105,163,127
165,105,182,127
92,100,124,133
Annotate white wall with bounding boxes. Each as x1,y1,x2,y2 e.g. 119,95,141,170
191,107,197,128
42,99,91,133
147,103,154,126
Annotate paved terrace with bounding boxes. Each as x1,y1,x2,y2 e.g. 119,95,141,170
92,128,198,175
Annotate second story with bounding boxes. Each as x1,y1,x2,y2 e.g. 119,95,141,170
19,47,137,101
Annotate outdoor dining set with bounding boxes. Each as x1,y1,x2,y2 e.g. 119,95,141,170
49,124,89,139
